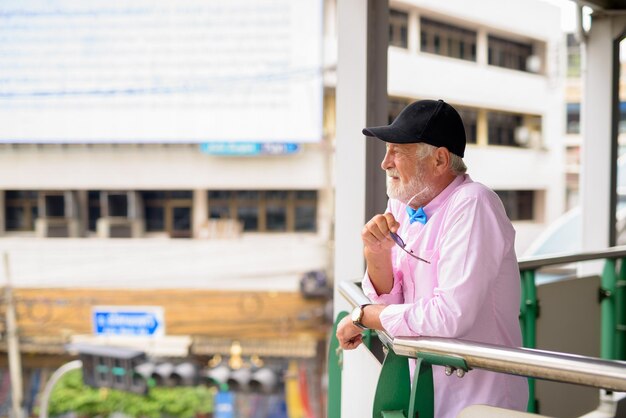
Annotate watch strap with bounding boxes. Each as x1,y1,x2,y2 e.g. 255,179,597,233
352,303,370,329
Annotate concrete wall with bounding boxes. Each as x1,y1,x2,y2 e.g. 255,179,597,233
0,144,328,190
0,235,329,291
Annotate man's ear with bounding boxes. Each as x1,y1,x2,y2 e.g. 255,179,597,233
433,147,450,175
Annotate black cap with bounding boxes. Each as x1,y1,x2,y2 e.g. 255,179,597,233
362,99,466,158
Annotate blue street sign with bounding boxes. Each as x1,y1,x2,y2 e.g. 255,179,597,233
93,306,165,337
200,142,300,156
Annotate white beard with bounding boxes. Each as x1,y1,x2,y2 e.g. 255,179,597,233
386,169,433,207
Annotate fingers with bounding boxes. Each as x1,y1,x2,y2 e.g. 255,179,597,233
342,334,363,350
383,213,400,233
362,213,400,248
336,317,364,350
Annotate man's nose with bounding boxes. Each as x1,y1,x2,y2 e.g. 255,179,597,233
381,150,393,170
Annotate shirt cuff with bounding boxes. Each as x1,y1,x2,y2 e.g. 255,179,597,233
361,270,403,305
380,303,416,337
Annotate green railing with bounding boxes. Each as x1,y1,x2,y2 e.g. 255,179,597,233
329,246,626,418
518,246,626,412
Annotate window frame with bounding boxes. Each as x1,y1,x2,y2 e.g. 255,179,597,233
487,34,534,72
389,8,409,49
141,191,193,238
487,110,524,147
495,190,535,221
5,190,38,231
420,16,477,62
207,190,318,233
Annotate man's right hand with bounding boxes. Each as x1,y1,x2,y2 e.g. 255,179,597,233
361,213,400,255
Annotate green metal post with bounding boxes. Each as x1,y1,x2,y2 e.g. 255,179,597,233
406,359,434,418
519,271,526,347
522,269,537,349
520,269,537,413
328,311,348,418
601,260,617,360
363,328,373,350
616,258,626,360
373,350,411,418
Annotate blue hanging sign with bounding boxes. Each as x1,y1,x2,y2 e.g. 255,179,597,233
200,142,299,156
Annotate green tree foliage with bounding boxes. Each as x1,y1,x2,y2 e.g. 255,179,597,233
46,370,214,418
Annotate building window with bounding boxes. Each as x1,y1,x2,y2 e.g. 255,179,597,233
488,111,524,147
141,191,192,238
567,102,626,134
294,191,317,232
420,17,477,61
145,206,165,231
266,191,288,231
142,192,166,232
488,35,534,72
389,9,409,49
44,194,65,218
567,33,581,78
5,191,38,231
456,107,478,144
565,145,580,169
620,102,626,134
88,191,101,231
388,97,412,124
236,191,260,231
208,190,317,233
108,194,129,217
566,103,580,134
495,190,534,221
208,191,233,220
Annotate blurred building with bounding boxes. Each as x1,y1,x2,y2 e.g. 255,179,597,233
0,1,333,416
380,0,566,254
564,35,626,211
0,0,567,415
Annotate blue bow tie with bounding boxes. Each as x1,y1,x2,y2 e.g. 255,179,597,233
407,206,428,224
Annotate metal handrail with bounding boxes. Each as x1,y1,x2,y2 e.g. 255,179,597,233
518,245,626,270
338,280,626,392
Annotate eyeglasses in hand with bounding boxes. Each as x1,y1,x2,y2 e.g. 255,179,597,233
389,231,430,264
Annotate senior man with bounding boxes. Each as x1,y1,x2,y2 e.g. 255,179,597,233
336,99,528,417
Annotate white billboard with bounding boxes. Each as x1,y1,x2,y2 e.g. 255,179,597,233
0,0,323,143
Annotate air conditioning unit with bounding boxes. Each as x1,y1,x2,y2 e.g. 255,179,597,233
95,191,143,238
514,126,543,149
35,218,80,238
526,54,542,73
96,218,144,238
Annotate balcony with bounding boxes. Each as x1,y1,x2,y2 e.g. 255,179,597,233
329,247,626,417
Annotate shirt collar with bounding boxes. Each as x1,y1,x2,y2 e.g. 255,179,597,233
420,174,468,219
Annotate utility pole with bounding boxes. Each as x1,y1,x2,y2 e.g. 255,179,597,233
4,252,23,418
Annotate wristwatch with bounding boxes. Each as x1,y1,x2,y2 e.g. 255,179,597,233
351,304,371,329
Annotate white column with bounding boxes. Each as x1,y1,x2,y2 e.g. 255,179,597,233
476,28,488,67
409,10,419,55
76,190,88,236
334,0,368,314
192,189,208,238
581,15,626,252
336,4,373,414
0,191,5,235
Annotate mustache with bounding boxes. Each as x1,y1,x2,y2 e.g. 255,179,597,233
386,170,400,177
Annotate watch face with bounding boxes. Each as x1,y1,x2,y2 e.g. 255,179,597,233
351,306,362,322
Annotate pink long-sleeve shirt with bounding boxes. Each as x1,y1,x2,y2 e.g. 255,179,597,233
362,174,528,418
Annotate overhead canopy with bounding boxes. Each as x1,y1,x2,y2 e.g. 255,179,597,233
577,0,626,10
